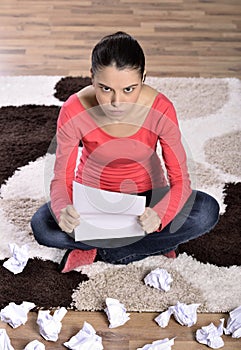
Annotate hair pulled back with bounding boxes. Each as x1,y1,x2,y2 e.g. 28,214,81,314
91,32,145,78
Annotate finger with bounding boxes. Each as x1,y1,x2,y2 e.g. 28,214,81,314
141,219,160,233
138,213,150,225
65,215,80,226
59,221,73,233
66,205,80,219
138,220,150,232
139,207,151,219
59,217,77,233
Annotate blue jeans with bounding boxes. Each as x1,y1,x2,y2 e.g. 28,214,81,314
31,189,219,264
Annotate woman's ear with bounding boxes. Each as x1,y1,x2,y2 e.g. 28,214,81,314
142,70,146,83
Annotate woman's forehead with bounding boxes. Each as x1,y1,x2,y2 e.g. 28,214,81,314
94,66,141,87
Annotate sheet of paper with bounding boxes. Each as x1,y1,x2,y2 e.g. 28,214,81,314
137,337,175,350
0,329,15,350
196,319,225,349
37,307,67,342
104,297,130,328
0,301,36,328
73,182,146,241
3,243,29,274
63,321,103,350
224,305,241,338
23,340,45,350
144,268,173,292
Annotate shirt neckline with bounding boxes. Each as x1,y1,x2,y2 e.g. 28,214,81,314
73,93,160,139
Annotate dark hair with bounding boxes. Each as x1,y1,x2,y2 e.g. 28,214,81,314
91,31,145,78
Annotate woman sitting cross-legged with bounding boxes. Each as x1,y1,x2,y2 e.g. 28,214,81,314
31,31,220,272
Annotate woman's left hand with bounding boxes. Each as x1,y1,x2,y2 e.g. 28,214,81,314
138,207,161,234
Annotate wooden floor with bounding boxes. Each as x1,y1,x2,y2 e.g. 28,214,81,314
0,0,241,349
0,0,241,78
0,311,241,350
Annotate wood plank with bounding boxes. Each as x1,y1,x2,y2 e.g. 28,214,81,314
0,311,240,350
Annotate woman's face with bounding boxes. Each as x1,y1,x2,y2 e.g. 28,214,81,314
92,65,143,118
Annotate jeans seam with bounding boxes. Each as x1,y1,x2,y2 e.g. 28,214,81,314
105,247,177,265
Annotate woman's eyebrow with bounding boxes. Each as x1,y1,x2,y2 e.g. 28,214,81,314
98,83,111,88
124,83,139,88
98,82,139,88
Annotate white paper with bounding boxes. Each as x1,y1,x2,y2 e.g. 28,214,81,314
224,305,241,338
37,307,67,342
73,182,146,241
23,340,45,350
155,309,173,328
3,243,29,274
171,302,200,327
155,302,200,328
144,268,173,292
64,321,103,350
196,319,225,349
0,301,36,328
104,297,130,328
0,329,15,350
137,337,175,350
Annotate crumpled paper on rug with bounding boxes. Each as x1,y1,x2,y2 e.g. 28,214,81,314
104,297,130,328
37,307,67,341
23,340,45,350
144,268,173,292
196,319,225,349
137,337,175,350
3,243,29,274
155,302,200,328
0,301,36,328
224,305,241,338
0,329,14,350
64,321,103,350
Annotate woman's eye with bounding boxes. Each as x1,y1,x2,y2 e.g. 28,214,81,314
124,87,134,93
102,86,111,92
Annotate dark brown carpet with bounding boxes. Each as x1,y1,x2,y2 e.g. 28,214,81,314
0,105,59,186
0,76,240,309
54,76,91,102
179,182,241,267
0,259,88,309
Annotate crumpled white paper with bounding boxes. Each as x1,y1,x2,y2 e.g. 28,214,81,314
155,302,200,328
0,301,36,328
104,297,130,328
144,268,173,292
23,340,45,350
0,329,14,350
137,337,175,350
224,305,241,338
64,321,103,350
37,307,67,341
196,319,225,349
3,243,29,274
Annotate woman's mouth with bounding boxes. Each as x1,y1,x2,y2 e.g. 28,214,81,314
108,109,124,115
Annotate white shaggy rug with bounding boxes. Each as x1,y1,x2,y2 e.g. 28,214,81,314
0,76,240,312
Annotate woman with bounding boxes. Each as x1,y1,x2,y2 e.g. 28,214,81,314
31,32,219,272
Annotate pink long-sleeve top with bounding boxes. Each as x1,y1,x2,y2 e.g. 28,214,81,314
50,92,192,230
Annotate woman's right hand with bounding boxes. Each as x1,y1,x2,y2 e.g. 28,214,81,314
58,205,80,233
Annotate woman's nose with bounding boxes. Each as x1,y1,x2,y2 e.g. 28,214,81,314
111,92,121,107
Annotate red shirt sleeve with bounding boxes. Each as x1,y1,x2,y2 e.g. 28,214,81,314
153,100,192,230
50,100,80,221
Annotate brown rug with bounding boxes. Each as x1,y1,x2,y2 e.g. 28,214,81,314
0,76,240,311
